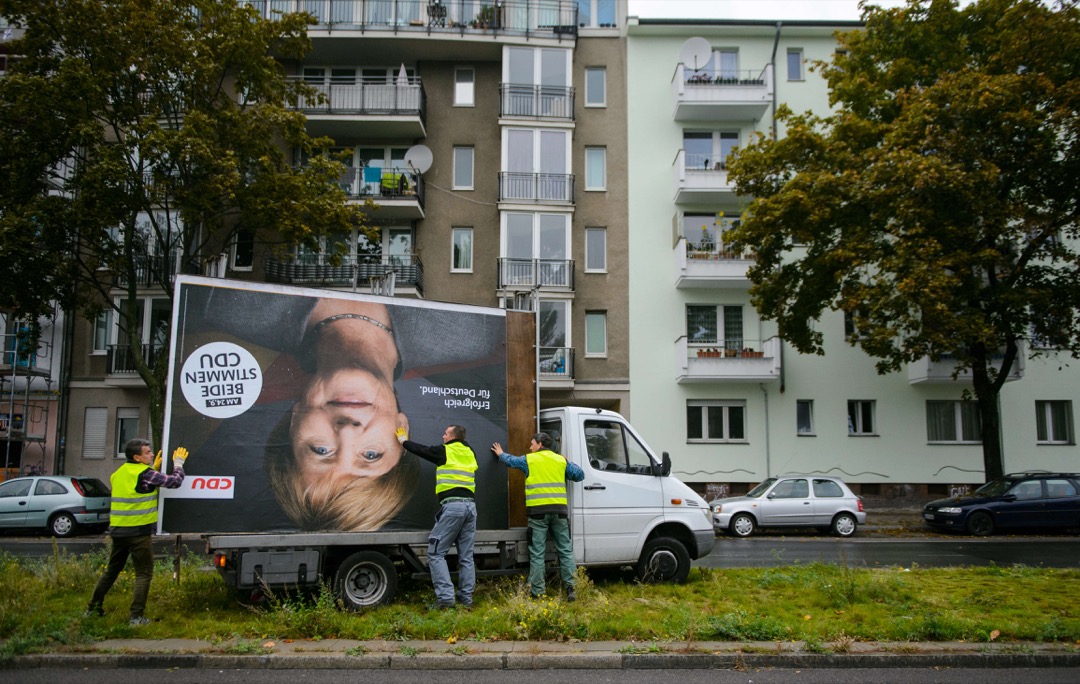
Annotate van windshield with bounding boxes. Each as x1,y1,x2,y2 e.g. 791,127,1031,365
746,478,777,498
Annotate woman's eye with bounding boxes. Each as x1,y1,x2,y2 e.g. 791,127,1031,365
310,445,332,457
362,450,382,462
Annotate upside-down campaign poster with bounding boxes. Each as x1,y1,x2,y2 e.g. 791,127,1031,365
159,276,509,533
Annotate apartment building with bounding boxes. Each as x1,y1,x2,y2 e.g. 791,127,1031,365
60,1,630,483
625,17,1080,501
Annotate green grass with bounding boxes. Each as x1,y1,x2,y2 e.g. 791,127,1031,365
1,549,1078,659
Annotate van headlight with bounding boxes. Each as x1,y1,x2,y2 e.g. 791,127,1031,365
703,507,713,522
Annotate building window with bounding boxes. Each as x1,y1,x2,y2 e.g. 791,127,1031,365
502,212,570,287
687,304,743,351
232,228,254,271
926,400,981,444
585,227,606,272
503,127,571,201
687,400,746,442
92,310,112,354
454,67,474,106
797,400,815,435
115,408,140,458
683,130,739,170
82,407,107,460
577,0,617,28
585,311,607,357
453,146,474,190
1036,400,1074,444
847,400,876,435
451,227,473,272
584,147,606,190
585,67,606,106
787,48,804,81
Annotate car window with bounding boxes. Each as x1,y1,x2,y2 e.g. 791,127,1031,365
1009,480,1043,500
975,479,1014,497
77,478,111,497
0,480,32,498
1045,479,1077,498
771,479,809,499
813,479,844,498
34,479,68,496
746,478,776,498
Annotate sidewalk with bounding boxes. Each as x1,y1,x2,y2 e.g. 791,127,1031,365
7,637,1080,670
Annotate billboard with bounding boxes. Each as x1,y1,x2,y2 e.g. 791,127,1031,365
160,276,509,533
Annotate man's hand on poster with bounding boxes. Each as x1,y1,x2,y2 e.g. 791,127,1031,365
153,450,163,471
491,442,505,458
395,427,408,444
172,446,190,467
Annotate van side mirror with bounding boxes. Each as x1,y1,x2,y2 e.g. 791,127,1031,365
659,452,671,477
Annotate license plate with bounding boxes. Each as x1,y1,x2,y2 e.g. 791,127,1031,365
923,513,934,520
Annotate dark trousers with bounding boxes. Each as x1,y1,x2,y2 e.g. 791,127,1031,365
88,534,154,619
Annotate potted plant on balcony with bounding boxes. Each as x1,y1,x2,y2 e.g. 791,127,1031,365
472,4,497,29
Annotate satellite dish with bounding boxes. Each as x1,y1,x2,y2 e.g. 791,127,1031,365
404,145,433,174
678,37,712,71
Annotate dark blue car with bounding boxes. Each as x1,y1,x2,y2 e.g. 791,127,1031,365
923,472,1080,536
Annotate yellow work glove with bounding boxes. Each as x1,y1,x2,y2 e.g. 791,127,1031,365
395,427,408,444
153,450,162,471
172,446,190,468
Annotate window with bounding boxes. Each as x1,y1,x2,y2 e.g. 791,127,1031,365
847,400,876,435
585,311,607,357
232,228,254,271
35,479,67,496
92,310,112,354
454,67,474,106
797,400,815,435
687,400,746,442
683,130,739,170
115,408,140,458
813,479,844,497
577,0,617,28
926,400,981,443
584,147,606,190
504,47,571,117
687,304,743,351
502,212,570,287
1036,400,1074,444
538,299,570,375
787,48,804,81
771,478,809,499
585,227,606,272
503,128,571,201
453,146,474,190
82,407,107,460
681,212,741,257
450,227,473,272
584,418,655,475
585,67,606,106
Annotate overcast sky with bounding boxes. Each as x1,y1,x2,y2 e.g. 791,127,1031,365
627,0,912,21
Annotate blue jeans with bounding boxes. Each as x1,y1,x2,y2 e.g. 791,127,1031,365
428,499,477,606
527,513,575,596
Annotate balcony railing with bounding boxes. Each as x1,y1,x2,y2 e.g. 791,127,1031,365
497,257,574,290
338,166,424,204
672,64,773,121
107,343,164,375
498,172,574,204
673,148,737,204
908,346,1025,384
674,237,754,288
264,253,424,294
289,78,425,119
500,84,574,119
112,252,202,288
539,346,574,379
676,336,782,383
242,1,578,38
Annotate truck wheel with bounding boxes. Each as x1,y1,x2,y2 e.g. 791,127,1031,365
333,551,397,610
635,537,691,584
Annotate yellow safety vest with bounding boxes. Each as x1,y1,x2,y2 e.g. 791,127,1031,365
109,462,158,527
525,449,568,513
435,442,477,496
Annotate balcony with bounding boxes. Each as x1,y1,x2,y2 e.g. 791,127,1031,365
671,64,772,122
264,253,424,295
497,258,574,291
676,336,781,383
106,343,164,386
498,172,574,204
246,1,578,40
539,346,574,388
673,149,737,204
674,237,753,288
339,166,425,219
112,252,202,289
908,347,1025,384
500,84,574,120
289,77,426,139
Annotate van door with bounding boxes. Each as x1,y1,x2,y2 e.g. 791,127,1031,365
577,417,664,564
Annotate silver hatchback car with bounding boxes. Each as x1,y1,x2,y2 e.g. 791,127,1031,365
0,475,111,537
711,475,866,537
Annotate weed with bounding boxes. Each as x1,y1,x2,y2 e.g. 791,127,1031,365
802,638,831,654
399,645,418,657
616,642,663,654
223,640,274,655
705,610,792,641
344,645,368,656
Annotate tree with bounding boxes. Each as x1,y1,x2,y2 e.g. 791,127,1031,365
0,0,371,447
728,0,1080,481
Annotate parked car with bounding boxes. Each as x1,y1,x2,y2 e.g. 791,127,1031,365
0,475,111,537
711,475,866,537
923,472,1080,536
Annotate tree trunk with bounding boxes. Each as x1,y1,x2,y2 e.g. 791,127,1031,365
970,343,1013,482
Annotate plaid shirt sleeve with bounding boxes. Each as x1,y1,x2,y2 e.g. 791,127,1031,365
139,465,185,490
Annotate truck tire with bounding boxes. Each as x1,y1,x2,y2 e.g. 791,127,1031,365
635,536,691,584
333,551,397,610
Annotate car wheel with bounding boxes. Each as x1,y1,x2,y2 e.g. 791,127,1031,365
831,512,858,537
333,551,397,610
729,513,756,538
635,536,691,584
50,512,77,538
966,511,994,536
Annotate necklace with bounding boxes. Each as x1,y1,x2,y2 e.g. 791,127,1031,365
312,313,394,337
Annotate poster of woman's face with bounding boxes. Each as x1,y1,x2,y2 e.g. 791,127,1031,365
159,277,509,534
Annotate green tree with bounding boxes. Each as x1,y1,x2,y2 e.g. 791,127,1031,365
0,0,371,447
728,0,1080,480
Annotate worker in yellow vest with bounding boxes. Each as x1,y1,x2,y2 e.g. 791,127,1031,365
492,432,584,601
397,424,477,609
86,438,189,625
